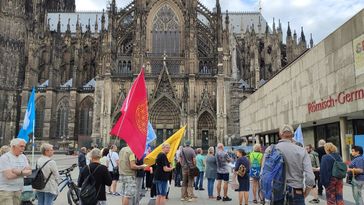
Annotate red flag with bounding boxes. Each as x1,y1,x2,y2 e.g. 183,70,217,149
110,69,148,159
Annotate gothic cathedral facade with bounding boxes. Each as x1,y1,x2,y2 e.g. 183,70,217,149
0,0,310,149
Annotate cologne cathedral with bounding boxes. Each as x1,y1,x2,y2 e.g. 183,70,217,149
0,0,312,149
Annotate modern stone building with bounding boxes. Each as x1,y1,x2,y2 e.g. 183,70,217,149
239,9,364,161
0,0,309,149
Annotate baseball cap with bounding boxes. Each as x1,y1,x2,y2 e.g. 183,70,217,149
279,124,294,134
185,140,191,146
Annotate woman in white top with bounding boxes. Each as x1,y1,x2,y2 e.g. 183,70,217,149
107,145,119,195
100,147,109,166
35,143,60,205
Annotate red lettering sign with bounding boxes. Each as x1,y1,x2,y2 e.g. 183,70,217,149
307,88,364,113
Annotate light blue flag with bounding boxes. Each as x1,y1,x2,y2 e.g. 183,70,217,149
18,88,36,143
145,122,156,153
294,124,304,146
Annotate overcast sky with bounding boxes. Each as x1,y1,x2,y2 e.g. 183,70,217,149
75,0,363,44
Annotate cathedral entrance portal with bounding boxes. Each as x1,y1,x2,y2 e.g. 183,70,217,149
150,96,180,146
197,111,216,150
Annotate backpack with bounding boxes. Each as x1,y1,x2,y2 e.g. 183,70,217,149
249,153,261,178
329,154,347,179
31,159,52,190
237,164,247,177
80,165,101,205
260,145,286,202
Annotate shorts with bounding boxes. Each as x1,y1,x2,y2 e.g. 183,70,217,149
216,173,229,181
119,175,137,197
154,180,168,196
109,171,120,181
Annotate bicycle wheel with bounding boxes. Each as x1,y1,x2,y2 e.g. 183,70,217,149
67,183,80,205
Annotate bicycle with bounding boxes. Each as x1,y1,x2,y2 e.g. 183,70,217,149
57,163,80,205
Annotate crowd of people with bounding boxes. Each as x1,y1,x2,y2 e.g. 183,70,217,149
1,124,364,205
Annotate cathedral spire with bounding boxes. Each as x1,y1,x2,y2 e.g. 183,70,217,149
278,19,282,32
111,0,116,14
57,14,61,33
293,30,297,44
225,10,229,28
76,14,81,37
272,18,276,34
310,33,314,48
66,18,71,33
87,18,91,32
300,26,306,43
95,15,98,33
287,21,291,37
101,10,106,32
216,0,221,16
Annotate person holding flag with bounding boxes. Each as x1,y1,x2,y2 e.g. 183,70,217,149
118,146,147,205
154,143,174,205
0,138,32,205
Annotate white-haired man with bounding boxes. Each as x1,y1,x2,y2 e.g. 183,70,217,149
0,138,32,205
215,143,232,201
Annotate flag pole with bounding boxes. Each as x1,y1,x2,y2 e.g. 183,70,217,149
31,87,36,168
31,123,35,168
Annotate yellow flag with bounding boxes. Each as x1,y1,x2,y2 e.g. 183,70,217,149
144,126,186,166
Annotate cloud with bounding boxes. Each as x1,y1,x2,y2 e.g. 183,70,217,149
260,0,363,43
75,0,363,43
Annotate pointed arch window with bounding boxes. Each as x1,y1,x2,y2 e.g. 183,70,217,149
79,97,93,136
35,97,46,138
152,5,180,55
56,99,69,138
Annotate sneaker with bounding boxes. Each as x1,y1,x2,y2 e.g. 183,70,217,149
199,188,205,191
181,198,186,201
113,192,121,196
309,199,320,204
216,196,222,201
222,196,232,201
188,198,194,202
150,197,156,200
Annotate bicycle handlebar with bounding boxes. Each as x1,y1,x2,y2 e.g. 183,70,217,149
59,163,78,175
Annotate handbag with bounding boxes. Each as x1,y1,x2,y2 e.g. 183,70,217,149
182,149,199,177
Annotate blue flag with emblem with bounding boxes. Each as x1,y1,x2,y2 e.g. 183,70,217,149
145,122,156,153
18,88,36,143
294,124,304,146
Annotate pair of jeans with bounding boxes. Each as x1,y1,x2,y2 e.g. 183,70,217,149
207,178,215,197
272,187,305,205
352,179,364,205
195,171,204,189
36,192,56,205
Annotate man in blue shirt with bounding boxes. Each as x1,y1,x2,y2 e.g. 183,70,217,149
348,145,364,205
